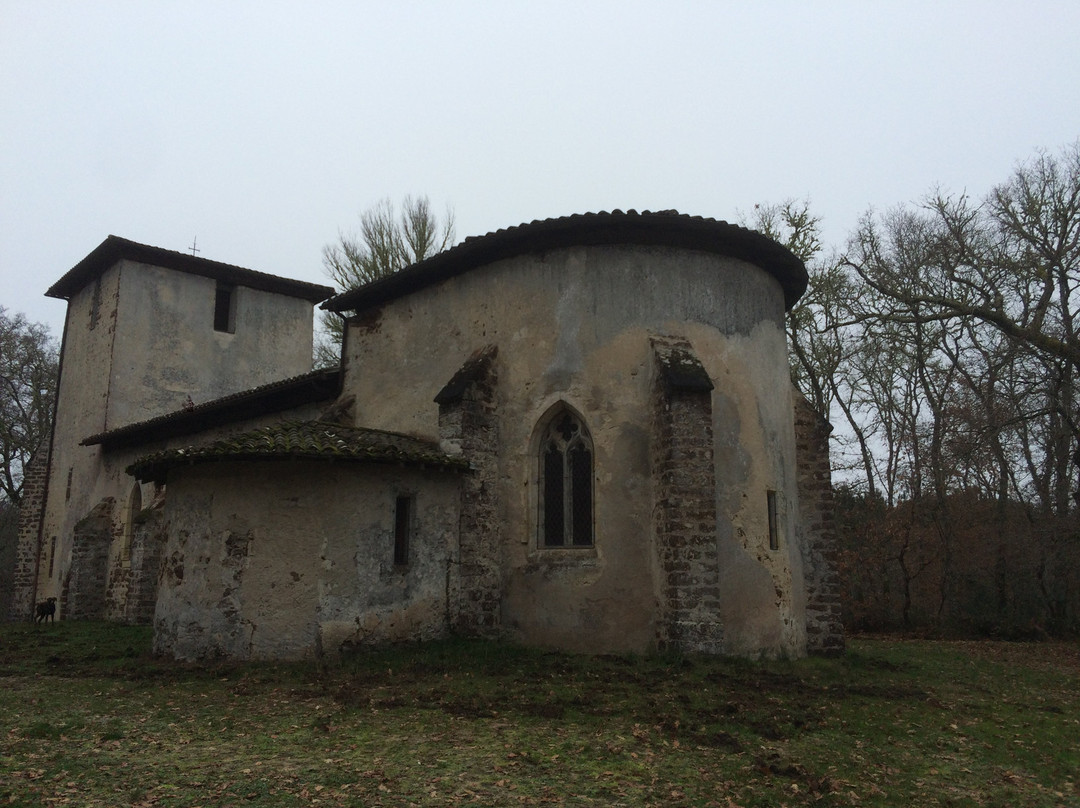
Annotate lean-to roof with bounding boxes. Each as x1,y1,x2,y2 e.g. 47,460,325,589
83,368,341,451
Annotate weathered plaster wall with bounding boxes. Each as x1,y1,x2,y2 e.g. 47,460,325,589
703,319,807,658
107,261,315,427
35,266,121,614
342,245,806,656
154,461,460,661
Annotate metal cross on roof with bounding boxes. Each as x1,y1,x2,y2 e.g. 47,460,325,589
188,236,200,257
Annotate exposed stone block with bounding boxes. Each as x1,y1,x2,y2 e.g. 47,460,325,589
793,394,845,655
9,446,49,622
650,335,723,653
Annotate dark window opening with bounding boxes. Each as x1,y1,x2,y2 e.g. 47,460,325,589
89,278,102,330
65,468,73,502
540,410,594,547
48,536,56,578
767,490,779,550
394,495,412,566
214,282,236,333
569,443,593,545
543,443,565,545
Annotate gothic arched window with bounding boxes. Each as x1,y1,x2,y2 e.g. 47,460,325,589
539,410,594,547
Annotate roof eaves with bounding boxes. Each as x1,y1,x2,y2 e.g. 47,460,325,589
47,235,334,303
83,368,342,450
126,421,470,483
322,210,808,314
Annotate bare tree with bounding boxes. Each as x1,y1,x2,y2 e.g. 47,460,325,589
751,200,886,496
316,196,455,367
764,145,1080,635
0,307,58,506
846,143,1080,514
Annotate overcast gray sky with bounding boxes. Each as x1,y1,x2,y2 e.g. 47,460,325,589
3,1,1078,339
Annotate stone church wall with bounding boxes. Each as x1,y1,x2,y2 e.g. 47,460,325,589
342,244,809,657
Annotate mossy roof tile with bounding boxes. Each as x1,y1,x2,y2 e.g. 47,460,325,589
128,420,468,482
84,368,341,450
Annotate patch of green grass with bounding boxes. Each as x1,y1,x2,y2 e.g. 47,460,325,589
0,622,1077,806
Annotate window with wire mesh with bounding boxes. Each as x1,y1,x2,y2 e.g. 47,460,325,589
394,495,412,566
539,410,594,547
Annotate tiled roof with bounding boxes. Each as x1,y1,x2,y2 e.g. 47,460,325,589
47,235,334,302
127,420,469,483
83,368,341,450
323,209,808,314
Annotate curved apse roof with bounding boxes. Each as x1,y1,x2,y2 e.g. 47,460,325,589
322,209,808,314
127,420,469,483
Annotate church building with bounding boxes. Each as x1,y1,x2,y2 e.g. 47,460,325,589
13,211,844,660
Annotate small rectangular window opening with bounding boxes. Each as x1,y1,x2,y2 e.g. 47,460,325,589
89,278,102,330
394,495,412,566
767,490,779,551
214,282,236,333
48,536,57,578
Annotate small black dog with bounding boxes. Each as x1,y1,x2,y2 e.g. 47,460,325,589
35,597,57,624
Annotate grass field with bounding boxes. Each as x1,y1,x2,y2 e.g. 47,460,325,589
0,623,1077,807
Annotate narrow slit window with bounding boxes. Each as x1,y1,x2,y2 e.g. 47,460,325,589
394,495,412,566
767,490,779,550
214,282,236,333
89,277,102,330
